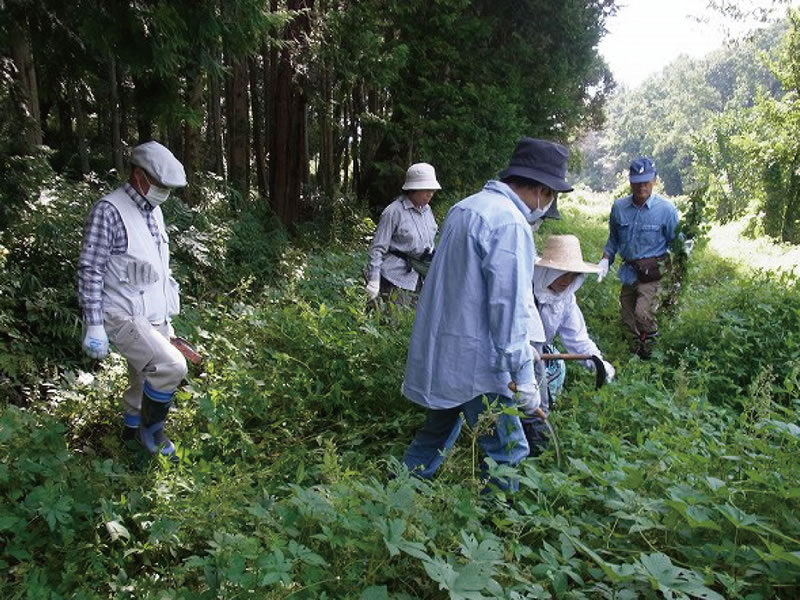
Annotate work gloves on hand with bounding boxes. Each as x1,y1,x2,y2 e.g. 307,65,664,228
365,278,380,301
167,321,175,339
597,257,609,282
514,381,541,414
83,325,109,359
603,360,615,382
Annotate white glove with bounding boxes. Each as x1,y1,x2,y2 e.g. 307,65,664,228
82,325,109,360
597,257,609,282
684,239,694,256
603,360,615,382
167,321,176,339
365,278,380,300
514,381,541,415
126,261,159,285
530,345,541,362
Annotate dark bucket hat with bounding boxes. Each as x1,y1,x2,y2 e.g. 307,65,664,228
499,137,573,192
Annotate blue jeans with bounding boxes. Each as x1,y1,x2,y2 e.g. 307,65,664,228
403,394,529,491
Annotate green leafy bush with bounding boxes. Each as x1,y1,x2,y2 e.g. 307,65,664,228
663,262,800,407
0,166,106,397
3,178,800,598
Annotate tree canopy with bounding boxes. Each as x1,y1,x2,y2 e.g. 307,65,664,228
1,0,616,225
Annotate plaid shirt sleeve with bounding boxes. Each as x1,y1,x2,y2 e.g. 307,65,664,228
77,201,125,325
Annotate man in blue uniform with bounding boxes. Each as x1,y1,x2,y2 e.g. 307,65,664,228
597,158,679,358
400,137,573,491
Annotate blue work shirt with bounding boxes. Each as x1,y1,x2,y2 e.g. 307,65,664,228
402,180,536,410
603,193,679,286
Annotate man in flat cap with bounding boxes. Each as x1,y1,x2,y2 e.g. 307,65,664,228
78,141,188,459
400,137,573,491
597,157,679,358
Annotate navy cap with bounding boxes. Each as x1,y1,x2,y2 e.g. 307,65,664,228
629,158,656,183
499,137,573,192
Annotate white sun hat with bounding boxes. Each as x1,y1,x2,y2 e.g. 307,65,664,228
402,162,441,191
131,141,187,188
535,235,601,273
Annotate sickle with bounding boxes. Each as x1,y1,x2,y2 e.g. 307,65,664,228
540,353,606,389
507,381,562,467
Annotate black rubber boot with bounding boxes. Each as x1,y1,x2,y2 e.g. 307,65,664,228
137,390,177,462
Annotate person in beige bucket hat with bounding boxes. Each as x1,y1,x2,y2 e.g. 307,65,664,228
532,234,614,386
364,162,441,307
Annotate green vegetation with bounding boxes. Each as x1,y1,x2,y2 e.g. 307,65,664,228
579,9,800,244
2,1,800,597
2,174,800,598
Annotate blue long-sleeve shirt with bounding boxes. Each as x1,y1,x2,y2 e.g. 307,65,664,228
402,181,536,410
603,193,679,286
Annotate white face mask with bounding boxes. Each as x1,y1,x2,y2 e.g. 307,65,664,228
140,170,171,206
526,198,553,224
145,184,171,206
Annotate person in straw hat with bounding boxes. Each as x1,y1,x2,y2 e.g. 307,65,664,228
533,234,615,380
364,162,441,307
520,234,615,455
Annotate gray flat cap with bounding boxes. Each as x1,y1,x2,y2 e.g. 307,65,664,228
130,141,187,188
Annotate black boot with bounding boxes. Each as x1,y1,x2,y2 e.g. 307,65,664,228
121,413,140,446
636,331,658,359
137,387,177,461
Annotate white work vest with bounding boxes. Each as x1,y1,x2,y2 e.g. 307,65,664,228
102,188,179,324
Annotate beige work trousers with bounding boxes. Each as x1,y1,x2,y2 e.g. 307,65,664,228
104,313,188,418
619,280,661,339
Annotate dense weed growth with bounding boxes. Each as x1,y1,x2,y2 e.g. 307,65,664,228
1,179,799,598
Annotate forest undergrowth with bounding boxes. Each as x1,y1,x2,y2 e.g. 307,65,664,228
1,176,800,599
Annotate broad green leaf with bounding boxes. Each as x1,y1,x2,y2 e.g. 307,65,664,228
460,532,502,563
716,504,759,528
360,586,389,600
104,520,130,542
685,506,722,531
0,515,20,531
568,458,594,477
640,552,678,586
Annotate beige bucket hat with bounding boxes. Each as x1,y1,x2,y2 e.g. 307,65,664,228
402,162,441,190
535,234,601,273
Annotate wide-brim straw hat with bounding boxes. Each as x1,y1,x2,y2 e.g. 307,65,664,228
535,234,600,273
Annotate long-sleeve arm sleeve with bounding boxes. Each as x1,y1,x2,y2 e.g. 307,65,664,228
557,297,602,368
603,206,619,265
366,207,398,282
77,202,116,326
481,222,535,385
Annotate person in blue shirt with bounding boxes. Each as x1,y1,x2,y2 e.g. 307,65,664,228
400,137,574,491
597,158,679,358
